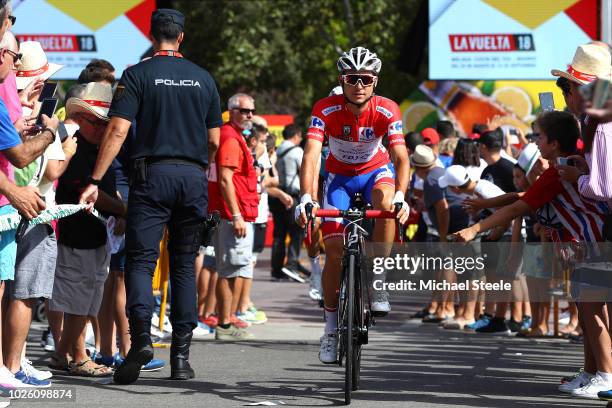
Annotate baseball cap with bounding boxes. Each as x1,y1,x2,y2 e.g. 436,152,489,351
438,165,470,188
479,128,504,149
151,8,185,30
421,127,440,145
517,143,541,174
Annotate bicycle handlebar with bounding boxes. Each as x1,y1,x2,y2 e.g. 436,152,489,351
312,209,399,219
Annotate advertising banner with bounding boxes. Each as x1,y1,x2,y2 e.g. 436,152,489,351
12,0,155,79
429,0,599,80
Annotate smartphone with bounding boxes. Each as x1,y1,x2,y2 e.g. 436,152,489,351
539,92,555,112
38,82,58,102
36,98,58,127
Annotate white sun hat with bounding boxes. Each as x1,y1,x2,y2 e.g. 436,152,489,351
15,41,64,89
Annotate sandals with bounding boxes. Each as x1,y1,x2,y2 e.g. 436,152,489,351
516,328,554,338
48,353,72,372
69,359,113,377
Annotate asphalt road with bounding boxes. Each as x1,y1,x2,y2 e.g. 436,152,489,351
4,253,608,408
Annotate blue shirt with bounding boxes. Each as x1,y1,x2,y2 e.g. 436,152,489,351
0,99,20,151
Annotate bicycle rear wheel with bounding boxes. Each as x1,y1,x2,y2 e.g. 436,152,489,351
344,254,355,405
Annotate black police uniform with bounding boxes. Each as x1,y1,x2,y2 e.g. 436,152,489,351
109,46,222,340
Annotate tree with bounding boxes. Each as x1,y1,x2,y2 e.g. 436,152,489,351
174,0,424,125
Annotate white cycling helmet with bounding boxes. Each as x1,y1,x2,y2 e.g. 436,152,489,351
337,47,382,74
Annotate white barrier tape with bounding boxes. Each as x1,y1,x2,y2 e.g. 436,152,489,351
0,204,107,232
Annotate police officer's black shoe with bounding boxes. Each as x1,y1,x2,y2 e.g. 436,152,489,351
114,332,154,385
170,332,195,380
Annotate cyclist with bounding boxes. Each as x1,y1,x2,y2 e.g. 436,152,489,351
296,47,410,363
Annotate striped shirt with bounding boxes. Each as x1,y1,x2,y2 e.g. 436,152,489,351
522,167,609,242
578,120,612,207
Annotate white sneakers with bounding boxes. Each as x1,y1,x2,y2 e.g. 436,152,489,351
319,333,338,364
0,366,33,388
571,373,612,399
559,371,593,393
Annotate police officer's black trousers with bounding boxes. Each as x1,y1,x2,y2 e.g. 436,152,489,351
125,163,207,337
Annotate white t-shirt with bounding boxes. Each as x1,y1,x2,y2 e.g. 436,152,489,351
473,179,512,235
29,133,65,204
255,151,272,224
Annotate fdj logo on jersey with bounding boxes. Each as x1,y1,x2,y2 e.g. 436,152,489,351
310,116,325,130
388,120,403,135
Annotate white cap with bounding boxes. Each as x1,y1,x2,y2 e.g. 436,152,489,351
438,165,471,188
517,143,541,175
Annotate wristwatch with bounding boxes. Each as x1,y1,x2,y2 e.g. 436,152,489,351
87,176,101,186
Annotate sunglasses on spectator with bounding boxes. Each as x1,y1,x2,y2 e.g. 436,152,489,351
233,108,256,115
8,15,15,25
75,113,106,128
341,74,377,87
4,49,21,62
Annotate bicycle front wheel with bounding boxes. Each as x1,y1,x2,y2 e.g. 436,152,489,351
344,254,355,405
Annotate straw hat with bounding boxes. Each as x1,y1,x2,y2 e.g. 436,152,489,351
410,145,436,168
551,43,611,85
66,82,113,121
16,41,63,89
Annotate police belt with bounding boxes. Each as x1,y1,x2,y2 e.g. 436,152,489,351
145,157,206,171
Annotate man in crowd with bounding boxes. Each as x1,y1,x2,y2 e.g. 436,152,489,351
80,9,222,384
50,82,125,378
208,93,258,341
270,123,305,282
0,28,59,390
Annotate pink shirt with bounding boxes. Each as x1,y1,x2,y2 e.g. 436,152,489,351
578,119,612,207
0,72,22,207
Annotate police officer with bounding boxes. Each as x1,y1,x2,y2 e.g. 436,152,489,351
80,9,222,384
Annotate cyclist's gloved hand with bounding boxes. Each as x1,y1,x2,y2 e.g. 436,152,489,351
295,193,314,227
392,191,410,225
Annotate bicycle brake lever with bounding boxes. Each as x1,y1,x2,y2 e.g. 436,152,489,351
304,202,314,244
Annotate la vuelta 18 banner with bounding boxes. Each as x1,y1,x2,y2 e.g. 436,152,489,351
11,0,155,79
429,0,600,80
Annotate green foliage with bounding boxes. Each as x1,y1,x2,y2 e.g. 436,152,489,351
174,0,423,125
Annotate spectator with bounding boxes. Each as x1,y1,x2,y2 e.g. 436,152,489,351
270,123,305,281
438,137,457,163
404,131,423,154
77,59,115,85
208,92,258,340
454,110,611,399
422,127,452,168
0,33,57,391
436,120,456,140
2,77,78,386
49,82,125,377
411,145,469,322
452,138,486,180
479,128,517,194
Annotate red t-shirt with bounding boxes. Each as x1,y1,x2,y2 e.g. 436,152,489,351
208,123,258,221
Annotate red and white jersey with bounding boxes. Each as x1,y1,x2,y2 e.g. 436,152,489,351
307,94,405,176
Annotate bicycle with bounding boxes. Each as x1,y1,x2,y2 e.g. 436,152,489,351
305,194,401,405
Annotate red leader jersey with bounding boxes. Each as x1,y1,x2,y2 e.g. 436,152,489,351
306,94,405,176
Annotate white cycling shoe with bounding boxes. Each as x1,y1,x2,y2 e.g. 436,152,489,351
371,290,391,315
319,333,338,364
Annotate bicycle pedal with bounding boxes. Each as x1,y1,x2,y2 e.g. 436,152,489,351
371,310,389,318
